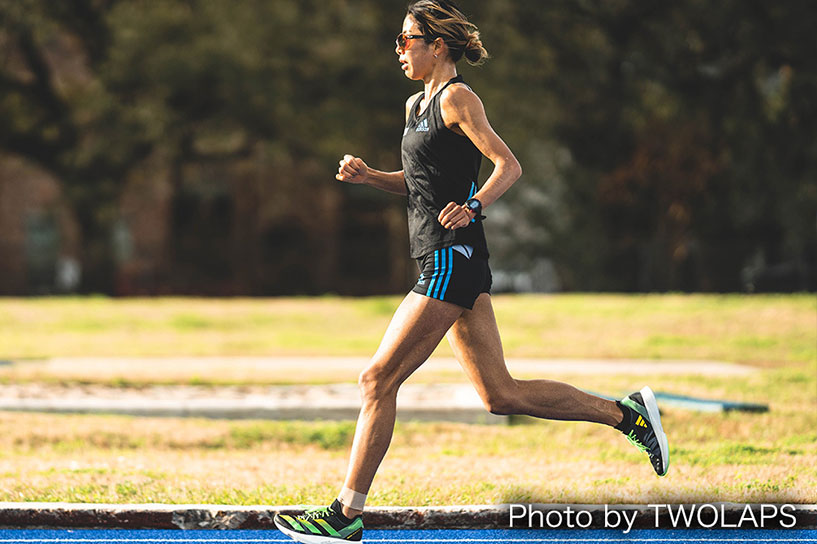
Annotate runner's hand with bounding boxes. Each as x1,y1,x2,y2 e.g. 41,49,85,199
438,201,476,230
336,155,369,184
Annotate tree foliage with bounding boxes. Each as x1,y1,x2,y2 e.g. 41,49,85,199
0,0,814,293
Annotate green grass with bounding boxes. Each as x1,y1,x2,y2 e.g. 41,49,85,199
0,294,813,363
228,421,356,450
0,294,814,505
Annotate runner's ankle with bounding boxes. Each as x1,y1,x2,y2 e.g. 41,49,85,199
341,505,363,519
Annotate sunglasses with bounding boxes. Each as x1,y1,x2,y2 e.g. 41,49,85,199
396,33,425,51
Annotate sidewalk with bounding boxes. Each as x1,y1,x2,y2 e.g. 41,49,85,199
0,382,505,424
0,357,758,423
12,356,758,383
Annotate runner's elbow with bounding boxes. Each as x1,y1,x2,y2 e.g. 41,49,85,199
509,158,522,181
499,156,521,182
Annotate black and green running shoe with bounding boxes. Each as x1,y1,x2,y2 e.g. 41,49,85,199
617,386,670,477
274,500,363,544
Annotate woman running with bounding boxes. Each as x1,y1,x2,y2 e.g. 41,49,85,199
275,2,668,542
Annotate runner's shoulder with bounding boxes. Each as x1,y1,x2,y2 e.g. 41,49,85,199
441,83,481,109
440,84,483,124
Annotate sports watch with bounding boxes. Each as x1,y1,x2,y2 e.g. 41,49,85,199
465,198,485,221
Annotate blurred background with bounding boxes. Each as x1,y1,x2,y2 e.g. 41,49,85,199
1,0,815,297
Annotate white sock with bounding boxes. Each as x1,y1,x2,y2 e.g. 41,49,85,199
337,487,367,512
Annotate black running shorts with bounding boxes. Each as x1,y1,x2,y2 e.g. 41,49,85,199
412,246,492,310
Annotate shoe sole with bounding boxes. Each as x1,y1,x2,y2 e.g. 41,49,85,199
640,385,670,476
274,517,353,544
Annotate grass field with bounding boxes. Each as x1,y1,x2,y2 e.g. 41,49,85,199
0,294,813,363
0,294,815,505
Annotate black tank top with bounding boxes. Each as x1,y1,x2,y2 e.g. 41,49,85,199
401,75,489,259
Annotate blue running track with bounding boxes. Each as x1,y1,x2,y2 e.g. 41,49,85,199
0,529,816,543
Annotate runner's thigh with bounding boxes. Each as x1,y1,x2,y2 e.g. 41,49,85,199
364,291,464,390
446,293,515,397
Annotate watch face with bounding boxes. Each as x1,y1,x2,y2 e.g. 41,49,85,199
468,200,480,210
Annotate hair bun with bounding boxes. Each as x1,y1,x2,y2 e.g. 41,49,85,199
408,0,489,66
464,31,488,65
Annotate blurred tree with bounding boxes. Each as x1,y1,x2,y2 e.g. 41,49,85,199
482,0,816,291
0,0,415,294
0,0,814,293
0,0,153,291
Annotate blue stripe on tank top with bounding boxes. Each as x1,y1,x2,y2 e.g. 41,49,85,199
427,250,440,297
439,247,454,299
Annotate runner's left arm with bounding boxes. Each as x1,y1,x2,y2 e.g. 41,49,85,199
437,86,522,230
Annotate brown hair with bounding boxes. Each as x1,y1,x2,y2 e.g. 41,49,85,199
407,0,489,66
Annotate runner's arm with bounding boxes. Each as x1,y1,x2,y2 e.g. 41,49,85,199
334,92,421,196
336,155,407,195
437,85,522,229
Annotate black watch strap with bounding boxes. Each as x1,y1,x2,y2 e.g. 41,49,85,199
465,198,486,221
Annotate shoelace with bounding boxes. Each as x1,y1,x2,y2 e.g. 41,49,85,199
301,506,332,520
625,430,649,454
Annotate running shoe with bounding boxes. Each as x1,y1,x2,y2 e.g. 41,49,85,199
274,499,363,543
617,386,670,476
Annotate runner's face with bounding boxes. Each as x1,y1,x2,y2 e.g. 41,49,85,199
397,16,432,80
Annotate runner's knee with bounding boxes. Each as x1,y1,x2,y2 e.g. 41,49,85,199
483,396,519,415
481,383,522,415
358,364,398,403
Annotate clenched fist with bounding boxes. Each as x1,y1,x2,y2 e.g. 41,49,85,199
336,154,369,184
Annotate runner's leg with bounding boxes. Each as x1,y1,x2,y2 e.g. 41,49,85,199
446,293,622,425
339,292,464,517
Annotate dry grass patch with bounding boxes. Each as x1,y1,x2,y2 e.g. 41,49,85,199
1,411,814,505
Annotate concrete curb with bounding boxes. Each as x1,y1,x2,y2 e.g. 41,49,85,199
0,503,815,530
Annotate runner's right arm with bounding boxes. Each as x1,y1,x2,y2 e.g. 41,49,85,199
335,93,423,195
336,155,407,195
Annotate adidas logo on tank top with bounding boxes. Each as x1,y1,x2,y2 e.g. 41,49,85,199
415,118,429,132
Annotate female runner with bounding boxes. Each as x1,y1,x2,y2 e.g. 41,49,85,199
275,2,668,542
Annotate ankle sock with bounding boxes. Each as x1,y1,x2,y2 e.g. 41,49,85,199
337,487,367,514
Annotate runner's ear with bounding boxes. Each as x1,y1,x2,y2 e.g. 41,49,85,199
433,37,445,55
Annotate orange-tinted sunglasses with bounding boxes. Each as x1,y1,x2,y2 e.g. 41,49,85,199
396,33,425,51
